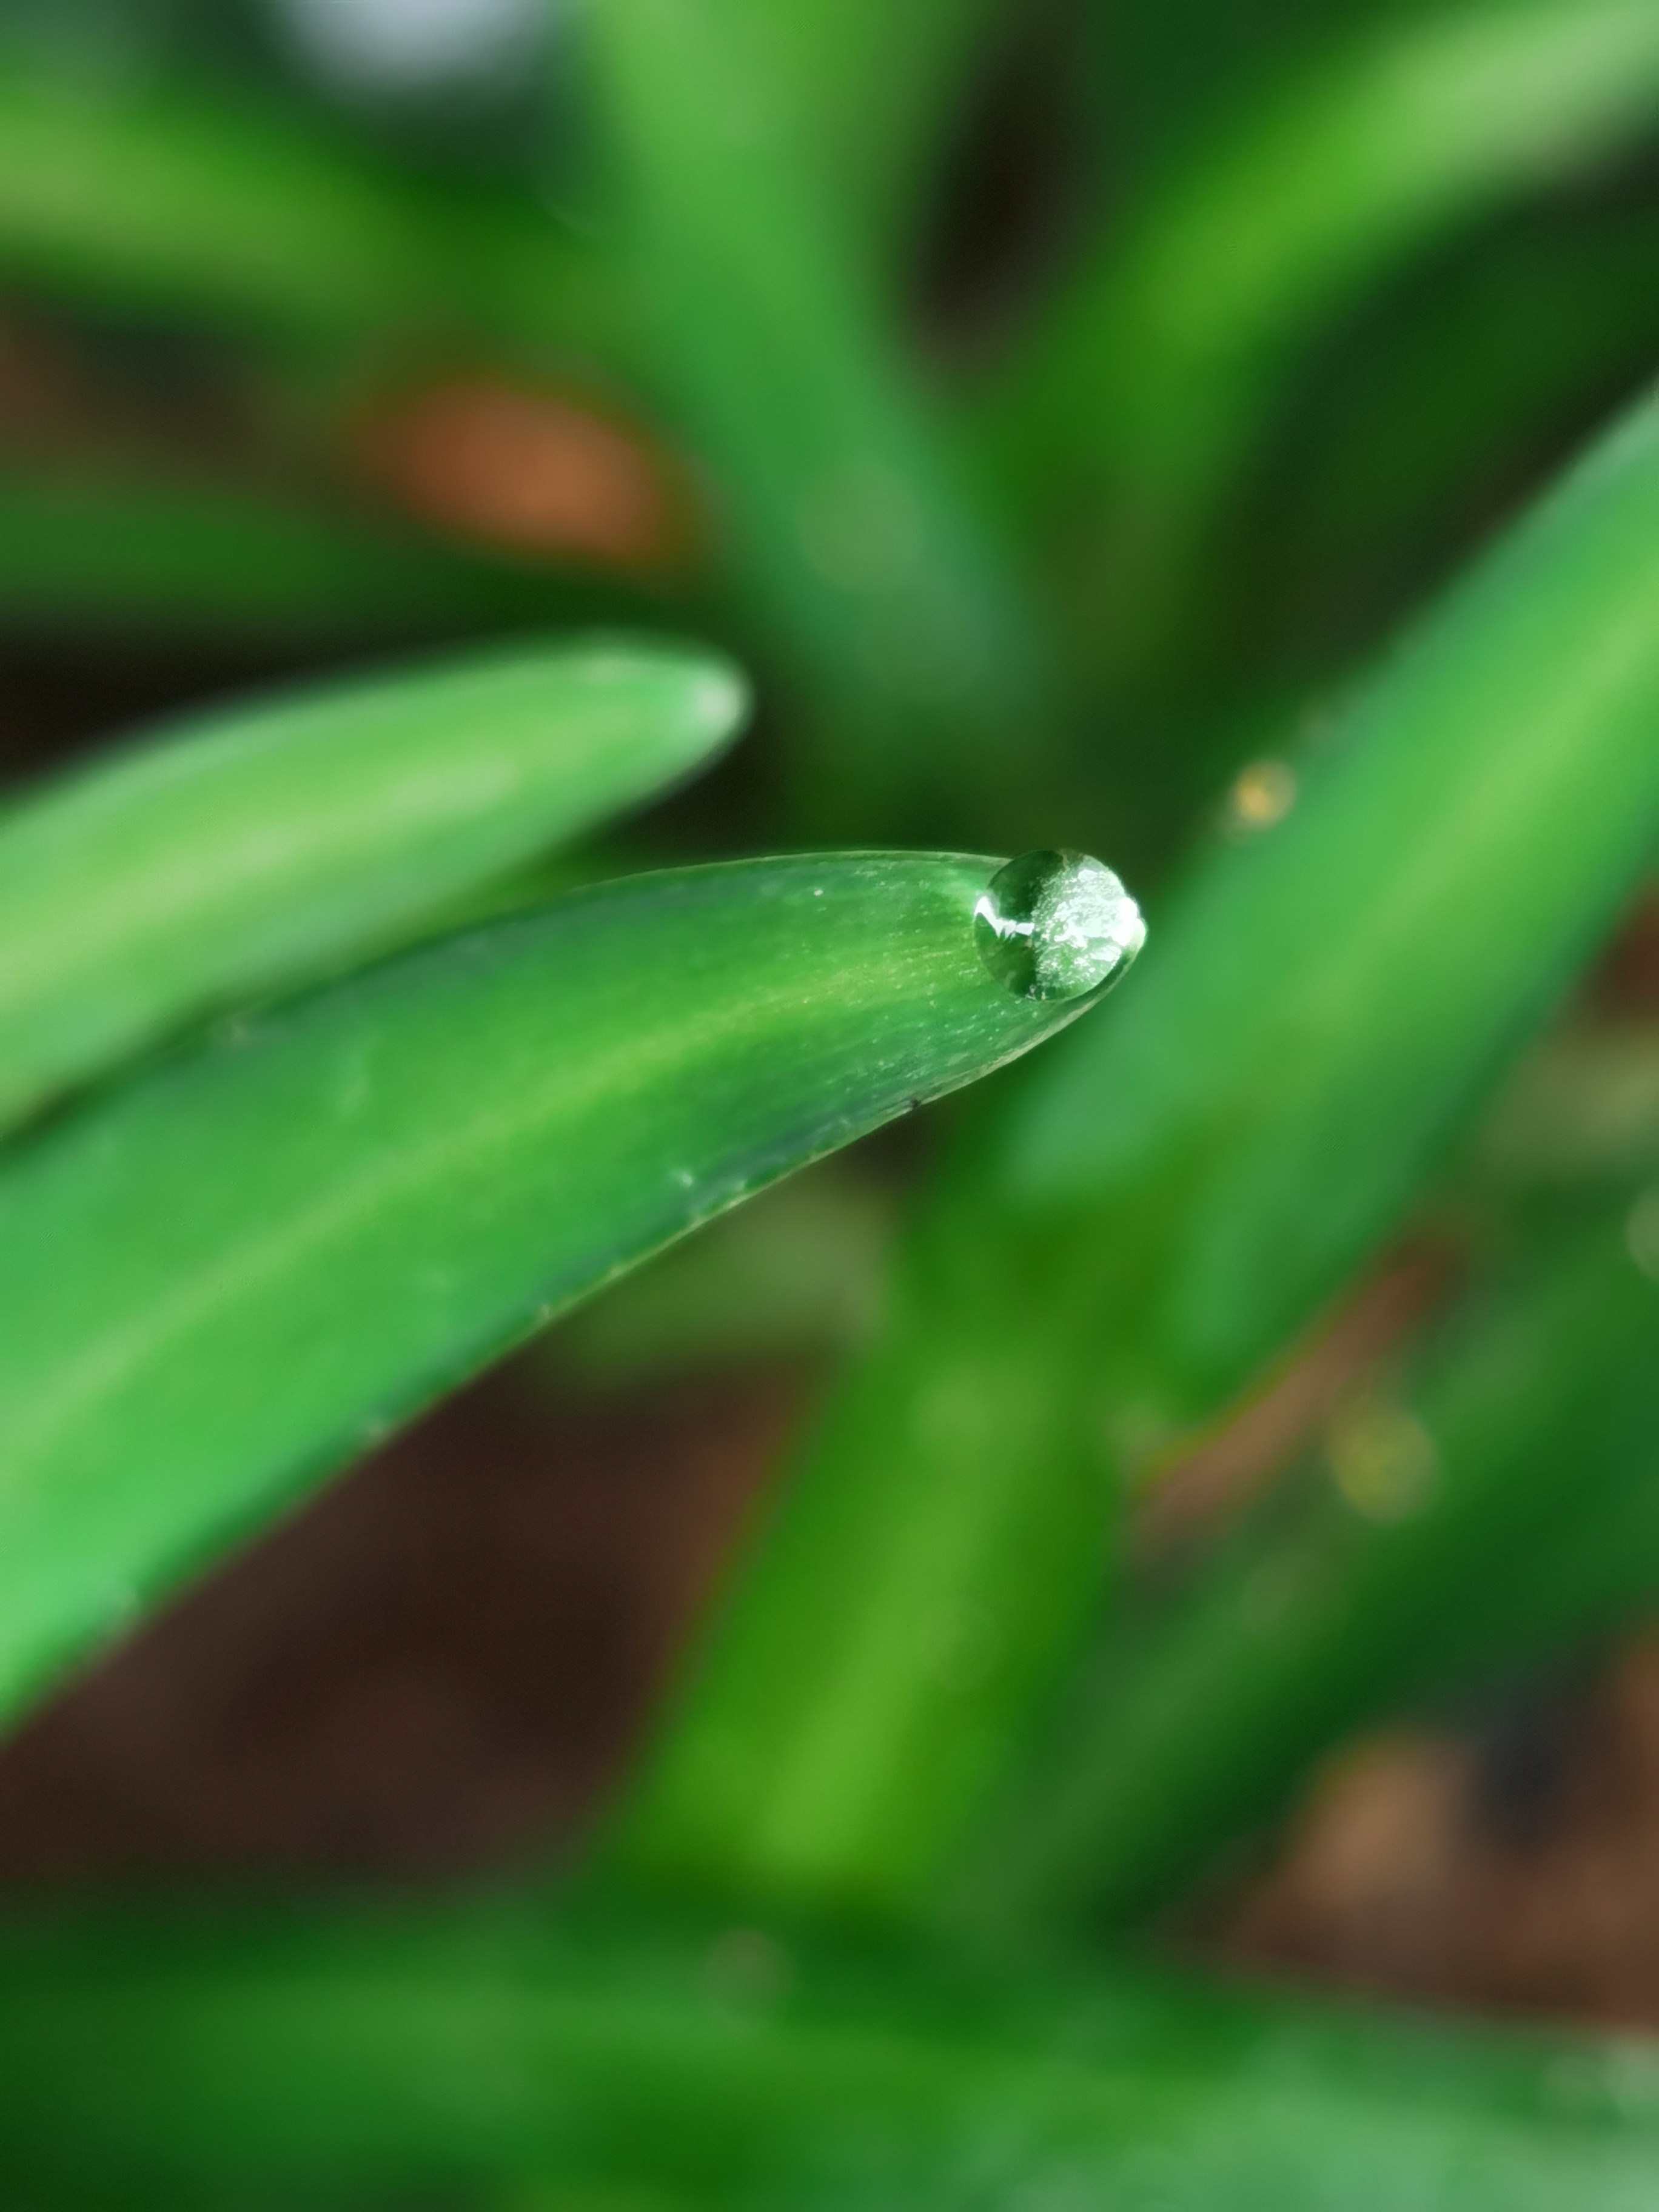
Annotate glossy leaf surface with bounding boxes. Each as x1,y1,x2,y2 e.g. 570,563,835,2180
0,637,744,1131
0,852,1099,1721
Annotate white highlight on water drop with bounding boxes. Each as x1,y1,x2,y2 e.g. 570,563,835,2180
973,850,1145,1002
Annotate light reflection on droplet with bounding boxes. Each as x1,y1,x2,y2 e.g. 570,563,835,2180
974,850,1145,1002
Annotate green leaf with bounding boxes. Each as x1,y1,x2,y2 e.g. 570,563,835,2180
0,464,649,638
0,852,1099,1724
712,0,1000,272
977,0,1659,670
580,0,1054,834
967,1202,1659,1927
0,637,744,1134
0,49,626,366
614,390,1659,1915
1252,207,1659,690
1,1899,1658,2206
1002,394,1659,1376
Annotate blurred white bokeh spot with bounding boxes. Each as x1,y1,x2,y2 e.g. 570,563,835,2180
275,0,543,92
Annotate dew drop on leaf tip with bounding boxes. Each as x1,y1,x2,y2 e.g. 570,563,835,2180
974,850,1145,1002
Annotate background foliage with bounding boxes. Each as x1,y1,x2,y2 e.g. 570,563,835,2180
0,0,1657,2202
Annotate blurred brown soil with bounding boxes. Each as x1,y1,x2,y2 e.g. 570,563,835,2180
1211,1641,1659,2033
0,1365,797,1884
353,374,692,574
7,1350,1659,2044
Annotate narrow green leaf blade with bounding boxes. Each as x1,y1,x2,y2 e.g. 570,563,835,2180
1,1900,1658,2208
0,50,625,364
618,390,1659,1915
0,636,744,1131
714,0,1000,270
977,0,1659,662
0,853,1094,1723
1005,392,1659,1389
0,464,637,638
581,0,1054,833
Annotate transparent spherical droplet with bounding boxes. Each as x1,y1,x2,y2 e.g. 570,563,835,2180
974,850,1145,1002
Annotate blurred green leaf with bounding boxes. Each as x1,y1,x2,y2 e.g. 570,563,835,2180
580,0,1054,834
713,0,999,271
1000,397,1659,1384
0,464,648,638
0,47,627,366
1252,207,1659,679
966,1199,1659,1927
551,1159,892,1386
1087,0,1398,176
1479,1020,1659,1184
977,0,1659,674
1,1900,1658,2205
0,636,744,1131
0,851,1099,1723
614,390,1659,1917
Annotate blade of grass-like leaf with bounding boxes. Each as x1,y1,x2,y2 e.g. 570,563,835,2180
975,0,1659,674
580,0,1054,835
0,465,648,638
966,1202,1659,1927
614,390,1659,1916
0,851,1098,1723
715,0,999,272
1256,210,1659,673
0,1900,1657,2205
1000,394,1659,1372
1087,0,1395,176
0,637,743,1133
0,50,627,367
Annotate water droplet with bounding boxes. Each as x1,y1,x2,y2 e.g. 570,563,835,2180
974,850,1145,1002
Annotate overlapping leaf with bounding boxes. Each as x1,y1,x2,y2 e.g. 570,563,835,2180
0,1901,1655,2207
0,637,743,1130
581,0,1053,834
617,392,1659,1915
0,851,1100,1722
